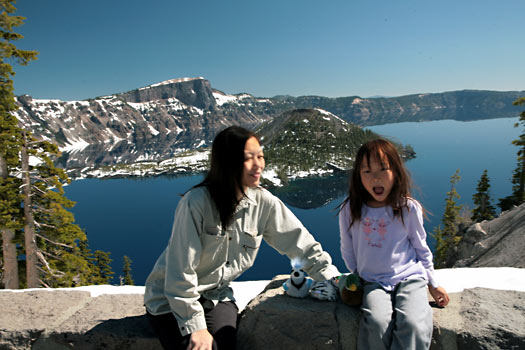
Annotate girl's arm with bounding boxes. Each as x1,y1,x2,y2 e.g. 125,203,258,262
339,202,357,272
406,200,439,287
429,285,450,307
407,201,450,307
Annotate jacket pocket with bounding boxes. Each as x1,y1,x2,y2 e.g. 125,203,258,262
204,225,223,236
200,226,227,266
239,230,262,268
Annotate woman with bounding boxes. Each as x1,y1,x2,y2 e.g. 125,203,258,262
144,126,340,350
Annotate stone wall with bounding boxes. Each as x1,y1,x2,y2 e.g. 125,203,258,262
1,276,524,349
238,276,525,350
0,290,159,350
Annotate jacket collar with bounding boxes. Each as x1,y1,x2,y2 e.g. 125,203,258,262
237,187,259,209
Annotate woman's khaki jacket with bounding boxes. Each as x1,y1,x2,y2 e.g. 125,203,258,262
144,186,340,336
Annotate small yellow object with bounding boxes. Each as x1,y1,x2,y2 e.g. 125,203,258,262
348,284,357,292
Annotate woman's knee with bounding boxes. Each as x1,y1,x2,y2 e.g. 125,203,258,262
214,326,237,350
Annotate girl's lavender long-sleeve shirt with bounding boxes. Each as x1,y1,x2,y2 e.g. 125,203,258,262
339,198,438,291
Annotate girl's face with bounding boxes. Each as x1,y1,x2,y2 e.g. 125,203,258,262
359,151,394,207
242,136,265,191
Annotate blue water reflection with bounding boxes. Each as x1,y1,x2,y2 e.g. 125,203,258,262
64,117,521,284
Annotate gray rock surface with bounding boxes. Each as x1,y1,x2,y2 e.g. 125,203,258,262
0,290,160,349
118,78,217,110
238,276,525,350
451,203,525,268
1,277,524,349
453,288,525,349
237,276,360,350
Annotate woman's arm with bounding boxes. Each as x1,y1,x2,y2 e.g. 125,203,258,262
188,329,214,350
262,194,340,281
162,193,208,336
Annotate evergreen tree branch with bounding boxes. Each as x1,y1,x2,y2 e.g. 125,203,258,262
35,233,73,249
36,252,65,277
39,279,51,288
31,205,54,213
34,220,57,229
40,249,62,261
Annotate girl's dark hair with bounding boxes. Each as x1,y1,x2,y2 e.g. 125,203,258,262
194,125,258,229
342,138,413,226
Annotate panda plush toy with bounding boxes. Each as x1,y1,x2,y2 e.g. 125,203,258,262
282,259,313,298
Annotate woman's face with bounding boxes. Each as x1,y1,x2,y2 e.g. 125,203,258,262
242,136,265,190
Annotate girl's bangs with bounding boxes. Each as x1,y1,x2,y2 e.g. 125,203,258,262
362,142,391,167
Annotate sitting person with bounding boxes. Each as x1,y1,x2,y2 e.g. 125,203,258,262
339,139,449,349
144,125,340,350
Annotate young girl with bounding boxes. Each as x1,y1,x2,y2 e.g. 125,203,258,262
339,139,449,350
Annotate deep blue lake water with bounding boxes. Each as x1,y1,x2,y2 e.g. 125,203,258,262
64,117,521,285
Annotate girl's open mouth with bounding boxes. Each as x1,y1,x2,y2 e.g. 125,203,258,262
373,186,384,195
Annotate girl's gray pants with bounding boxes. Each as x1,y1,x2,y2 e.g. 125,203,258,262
358,278,433,350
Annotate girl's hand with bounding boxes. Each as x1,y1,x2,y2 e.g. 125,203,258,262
188,329,213,350
429,285,450,307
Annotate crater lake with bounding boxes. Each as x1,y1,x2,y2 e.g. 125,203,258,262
64,117,521,285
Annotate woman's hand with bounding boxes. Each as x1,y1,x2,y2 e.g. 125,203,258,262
188,329,213,350
429,285,450,307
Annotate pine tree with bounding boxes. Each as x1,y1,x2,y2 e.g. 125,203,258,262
1,1,113,288
0,0,38,288
471,169,496,222
20,130,38,287
93,250,114,284
17,129,95,287
512,98,525,204
77,238,100,285
121,255,134,286
33,165,91,287
499,97,525,210
433,169,462,268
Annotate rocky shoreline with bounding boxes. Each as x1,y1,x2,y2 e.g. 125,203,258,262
65,148,344,188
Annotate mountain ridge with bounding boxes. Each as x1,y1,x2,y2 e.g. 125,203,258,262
14,77,524,168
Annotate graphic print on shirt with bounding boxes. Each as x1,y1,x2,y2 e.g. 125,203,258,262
362,217,390,248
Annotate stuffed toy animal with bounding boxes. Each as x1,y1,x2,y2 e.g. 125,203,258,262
338,272,363,306
282,258,313,298
310,278,337,301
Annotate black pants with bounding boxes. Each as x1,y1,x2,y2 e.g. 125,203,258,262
147,300,239,350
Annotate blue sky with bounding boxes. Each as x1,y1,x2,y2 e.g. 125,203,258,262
12,0,525,101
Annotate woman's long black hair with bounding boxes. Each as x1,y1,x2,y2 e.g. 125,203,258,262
194,126,258,229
